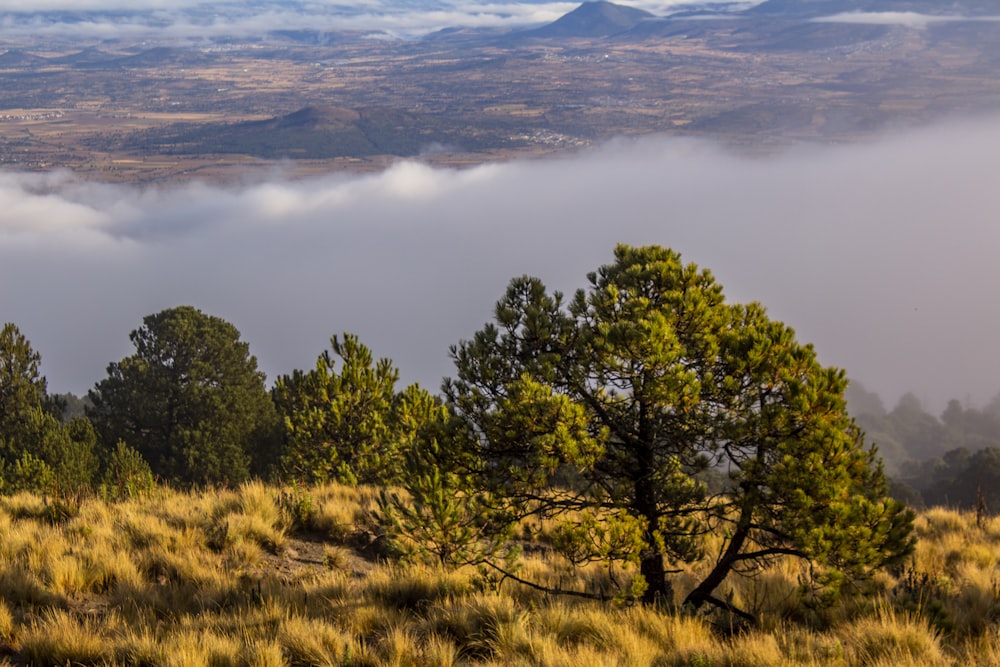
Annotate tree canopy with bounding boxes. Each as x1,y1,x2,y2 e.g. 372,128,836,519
87,306,279,486
434,244,914,614
272,333,438,485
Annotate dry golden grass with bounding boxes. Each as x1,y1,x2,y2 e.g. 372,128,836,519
17,609,116,665
0,486,999,665
839,603,948,666
0,599,13,644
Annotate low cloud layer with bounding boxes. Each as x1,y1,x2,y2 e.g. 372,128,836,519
0,0,757,40
3,117,1000,412
816,12,1000,28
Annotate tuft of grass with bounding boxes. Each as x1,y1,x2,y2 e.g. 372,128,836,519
0,599,13,644
114,627,167,666
366,564,473,612
45,553,88,596
323,544,351,570
243,638,286,667
535,603,608,648
278,615,357,666
299,482,380,542
841,603,947,666
208,482,286,554
17,609,113,666
225,537,265,570
726,632,785,667
163,629,245,667
948,561,1000,635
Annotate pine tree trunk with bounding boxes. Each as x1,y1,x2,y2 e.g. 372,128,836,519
635,433,670,604
640,550,670,604
684,518,749,611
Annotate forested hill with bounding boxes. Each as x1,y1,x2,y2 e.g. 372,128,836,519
847,381,1000,511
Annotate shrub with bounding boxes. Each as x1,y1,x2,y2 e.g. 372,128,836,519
100,441,156,502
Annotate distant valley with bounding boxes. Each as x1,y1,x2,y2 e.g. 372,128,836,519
1,0,999,181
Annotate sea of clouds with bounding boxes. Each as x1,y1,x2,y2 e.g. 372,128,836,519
3,117,1000,411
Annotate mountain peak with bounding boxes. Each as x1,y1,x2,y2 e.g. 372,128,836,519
530,1,656,38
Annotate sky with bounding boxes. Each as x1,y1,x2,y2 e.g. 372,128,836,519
2,116,1000,412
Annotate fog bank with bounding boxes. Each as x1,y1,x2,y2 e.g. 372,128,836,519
3,117,1000,411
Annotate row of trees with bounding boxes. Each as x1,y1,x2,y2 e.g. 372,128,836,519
2,307,438,493
0,245,913,618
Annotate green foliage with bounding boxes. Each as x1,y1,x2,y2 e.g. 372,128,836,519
7,451,55,494
379,414,515,567
87,306,280,487
0,323,99,497
0,322,49,422
99,440,156,501
0,323,51,472
50,417,100,499
273,333,437,486
440,244,914,613
276,483,316,530
48,392,91,422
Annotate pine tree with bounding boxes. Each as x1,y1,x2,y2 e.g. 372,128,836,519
379,415,512,566
273,333,438,485
441,244,915,614
88,306,279,487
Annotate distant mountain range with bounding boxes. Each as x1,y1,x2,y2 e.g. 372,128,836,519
0,50,50,68
0,45,216,69
62,0,1000,161
1,0,998,47
2,0,997,64
509,0,1000,47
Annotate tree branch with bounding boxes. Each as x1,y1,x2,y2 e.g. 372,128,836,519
481,560,623,602
698,593,758,626
732,546,805,562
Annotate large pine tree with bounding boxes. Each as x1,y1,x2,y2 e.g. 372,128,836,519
439,244,914,613
88,306,279,486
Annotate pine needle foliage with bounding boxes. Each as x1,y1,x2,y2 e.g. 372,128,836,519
273,333,438,486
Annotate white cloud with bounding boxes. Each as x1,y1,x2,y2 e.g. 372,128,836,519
0,0,208,9
3,117,1000,413
814,12,1000,29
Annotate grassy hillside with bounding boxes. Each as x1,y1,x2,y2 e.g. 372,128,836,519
0,484,996,665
